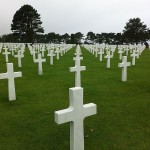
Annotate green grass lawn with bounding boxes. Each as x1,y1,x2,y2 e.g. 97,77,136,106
0,46,150,150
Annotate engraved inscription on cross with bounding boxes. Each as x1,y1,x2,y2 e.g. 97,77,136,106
0,63,22,101
55,87,97,150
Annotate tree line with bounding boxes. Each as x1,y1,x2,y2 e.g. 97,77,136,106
0,4,150,45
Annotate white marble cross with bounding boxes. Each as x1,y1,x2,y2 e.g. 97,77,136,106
40,46,46,57
135,49,140,59
14,50,24,67
34,53,46,75
70,57,86,87
60,48,63,56
10,47,16,56
75,45,82,57
118,56,131,81
118,49,124,60
98,49,104,61
47,48,51,55
55,48,60,60
104,51,113,68
130,50,138,65
55,87,97,150
0,63,22,101
92,48,95,55
94,49,99,57
125,48,129,56
47,50,55,65
2,46,11,62
32,49,37,61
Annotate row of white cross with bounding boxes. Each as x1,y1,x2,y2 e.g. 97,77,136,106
0,43,73,62
0,44,97,150
32,45,73,75
55,45,97,150
84,44,145,81
1,44,25,64
84,44,144,65
0,44,74,101
0,43,145,150
0,44,73,75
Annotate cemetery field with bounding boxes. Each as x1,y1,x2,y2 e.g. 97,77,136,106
0,46,150,150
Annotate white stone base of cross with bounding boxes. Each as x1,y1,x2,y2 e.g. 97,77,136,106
0,63,22,101
55,87,97,150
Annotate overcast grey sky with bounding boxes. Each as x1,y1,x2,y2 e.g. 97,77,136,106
0,0,150,35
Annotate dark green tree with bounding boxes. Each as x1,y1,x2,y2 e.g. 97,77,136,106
114,33,123,45
71,34,75,44
74,32,84,44
46,32,61,44
123,17,150,44
35,34,47,43
0,34,18,43
55,34,61,44
11,4,44,43
86,32,96,44
46,32,56,43
61,33,70,44
100,33,109,44
95,34,103,44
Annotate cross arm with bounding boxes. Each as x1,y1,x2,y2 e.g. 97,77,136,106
127,62,131,66
73,57,83,61
14,72,22,78
55,107,73,124
34,59,38,63
81,66,86,71
83,103,97,118
0,73,8,79
42,59,46,62
118,63,123,67
69,67,76,72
